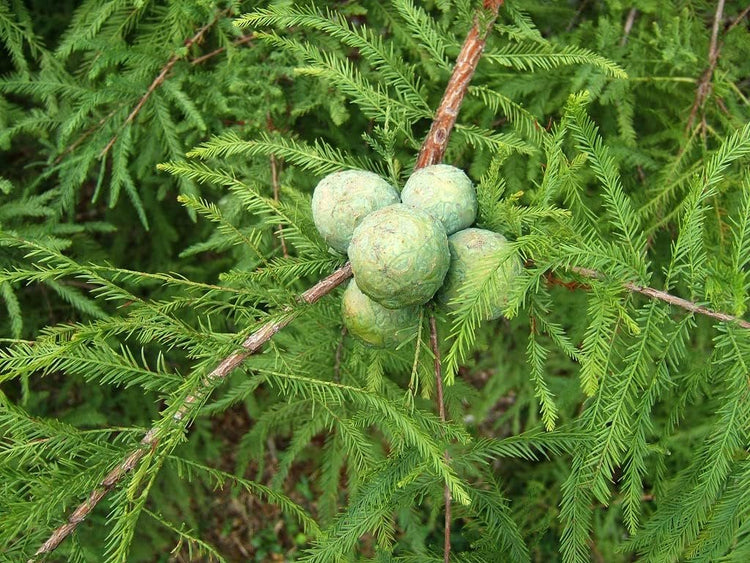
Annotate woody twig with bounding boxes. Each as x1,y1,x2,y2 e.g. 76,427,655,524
99,11,225,158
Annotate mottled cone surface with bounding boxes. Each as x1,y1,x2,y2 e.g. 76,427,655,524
341,279,419,348
439,228,522,320
401,164,477,235
349,204,450,308
312,169,400,253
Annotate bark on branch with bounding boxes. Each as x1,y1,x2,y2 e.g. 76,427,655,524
684,0,750,134
416,0,504,168
421,6,505,562
30,264,352,560
429,314,452,563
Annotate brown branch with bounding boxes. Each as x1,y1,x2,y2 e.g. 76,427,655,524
333,327,347,382
619,8,638,47
707,0,726,66
190,34,254,66
30,435,155,560
31,0,504,557
430,316,447,423
623,282,750,329
99,13,224,159
266,113,288,257
726,5,750,33
685,0,726,135
415,0,504,169
56,21,249,164
418,5,505,558
54,107,122,164
565,0,591,32
568,266,750,330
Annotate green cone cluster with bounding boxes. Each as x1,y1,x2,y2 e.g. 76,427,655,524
311,166,521,347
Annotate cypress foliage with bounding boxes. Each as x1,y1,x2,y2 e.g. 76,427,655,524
1,1,749,561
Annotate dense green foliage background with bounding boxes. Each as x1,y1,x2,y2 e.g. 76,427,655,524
1,0,749,561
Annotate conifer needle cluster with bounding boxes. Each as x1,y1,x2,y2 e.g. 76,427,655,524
1,1,749,561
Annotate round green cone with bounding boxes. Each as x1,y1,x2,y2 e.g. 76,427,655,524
342,279,418,348
401,164,477,235
439,228,522,320
348,204,450,309
312,169,399,253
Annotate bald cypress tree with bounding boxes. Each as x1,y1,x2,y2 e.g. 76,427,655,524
2,1,750,561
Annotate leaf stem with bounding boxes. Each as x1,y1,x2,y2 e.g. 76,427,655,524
430,314,452,563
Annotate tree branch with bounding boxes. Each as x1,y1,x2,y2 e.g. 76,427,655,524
30,264,352,560
415,0,504,168
430,317,447,424
30,1,505,558
57,17,245,164
266,114,289,257
55,106,122,164
270,153,289,257
333,327,347,382
190,34,254,66
567,266,750,330
420,4,505,559
429,315,451,563
685,0,726,134
726,5,750,34
619,8,638,47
